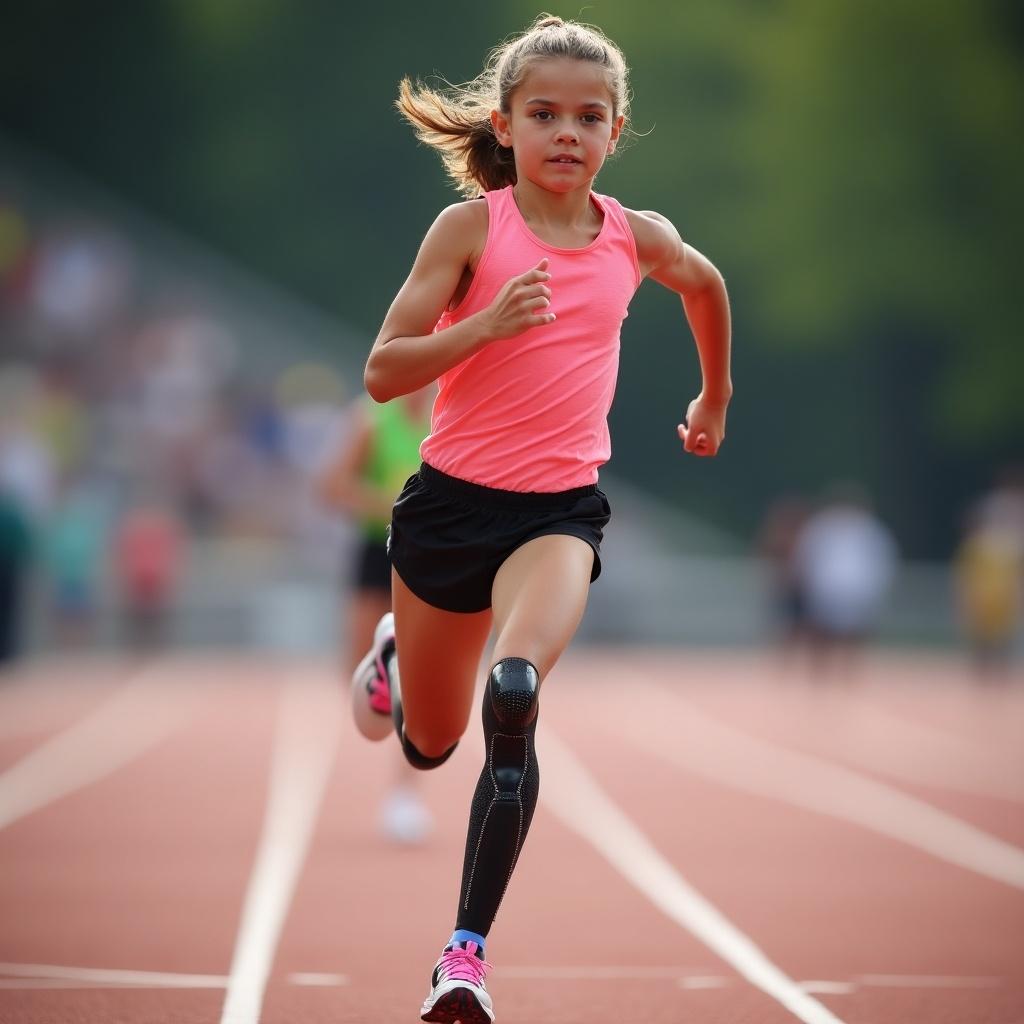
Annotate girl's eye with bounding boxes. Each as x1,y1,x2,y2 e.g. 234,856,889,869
581,114,601,124
533,111,553,121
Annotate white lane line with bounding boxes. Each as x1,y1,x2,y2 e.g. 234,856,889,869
616,681,1024,891
797,976,1003,994
0,980,111,989
540,728,846,1024
679,975,731,989
0,962,354,990
219,672,340,1024
0,961,999,993
288,972,350,986
799,981,857,995
0,962,228,987
0,662,201,831
858,974,1002,988
497,965,712,979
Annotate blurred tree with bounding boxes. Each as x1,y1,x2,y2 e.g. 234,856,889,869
0,2,499,327
1,1,1019,555
728,0,1023,549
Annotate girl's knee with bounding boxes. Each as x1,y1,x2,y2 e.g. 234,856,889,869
490,637,558,682
404,723,463,760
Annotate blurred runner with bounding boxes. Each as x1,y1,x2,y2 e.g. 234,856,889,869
956,467,1024,678
756,495,812,657
317,385,435,845
794,483,897,675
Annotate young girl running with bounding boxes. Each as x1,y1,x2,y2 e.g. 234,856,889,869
355,14,731,1022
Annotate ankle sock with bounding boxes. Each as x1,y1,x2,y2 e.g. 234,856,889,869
449,929,486,954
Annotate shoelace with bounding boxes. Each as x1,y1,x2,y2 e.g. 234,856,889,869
438,945,492,986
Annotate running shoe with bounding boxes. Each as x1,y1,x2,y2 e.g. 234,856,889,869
370,611,396,712
420,941,494,1023
349,612,395,741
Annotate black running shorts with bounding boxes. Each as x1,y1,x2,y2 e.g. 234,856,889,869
387,462,611,614
351,536,391,593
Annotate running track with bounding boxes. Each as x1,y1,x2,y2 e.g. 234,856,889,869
0,650,1021,1023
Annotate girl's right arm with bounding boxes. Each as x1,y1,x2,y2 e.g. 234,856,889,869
364,203,554,402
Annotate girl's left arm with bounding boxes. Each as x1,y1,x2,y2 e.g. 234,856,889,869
626,209,732,457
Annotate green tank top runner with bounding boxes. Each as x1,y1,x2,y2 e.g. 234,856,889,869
361,398,429,543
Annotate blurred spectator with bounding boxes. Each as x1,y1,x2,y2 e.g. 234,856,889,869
969,465,1024,537
0,487,33,666
113,493,184,650
756,495,812,654
0,199,31,308
191,412,288,536
955,466,1024,678
240,385,286,463
0,182,368,655
29,222,133,349
31,364,91,477
42,478,110,649
277,361,349,546
794,483,898,674
134,308,237,449
0,370,56,522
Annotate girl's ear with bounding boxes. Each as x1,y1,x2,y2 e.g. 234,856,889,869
491,108,513,148
607,113,625,155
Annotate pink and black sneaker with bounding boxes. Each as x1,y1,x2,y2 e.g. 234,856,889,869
420,941,494,1023
349,612,395,741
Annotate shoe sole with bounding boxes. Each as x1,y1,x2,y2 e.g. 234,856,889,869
421,986,494,1023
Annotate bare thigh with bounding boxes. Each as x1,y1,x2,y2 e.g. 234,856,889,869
391,568,493,757
491,533,595,682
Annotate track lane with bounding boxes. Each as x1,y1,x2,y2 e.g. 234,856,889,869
0,656,139,759
543,654,1024,1022
0,658,285,1024
0,651,1021,1023
667,654,1024,807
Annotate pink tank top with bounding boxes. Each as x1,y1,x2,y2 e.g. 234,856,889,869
420,185,641,492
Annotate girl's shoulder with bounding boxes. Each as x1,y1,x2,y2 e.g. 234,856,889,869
431,196,488,244
435,194,488,226
620,206,682,248
422,197,489,268
619,206,684,277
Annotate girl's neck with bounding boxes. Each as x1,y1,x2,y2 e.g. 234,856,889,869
511,178,596,229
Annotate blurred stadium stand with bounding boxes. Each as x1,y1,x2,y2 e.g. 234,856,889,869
1,138,957,658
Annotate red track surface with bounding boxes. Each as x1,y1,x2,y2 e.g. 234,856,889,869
0,650,1022,1024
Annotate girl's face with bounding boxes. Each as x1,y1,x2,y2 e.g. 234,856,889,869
491,58,624,195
